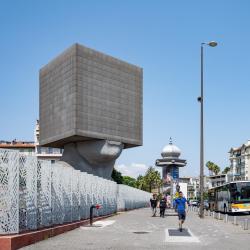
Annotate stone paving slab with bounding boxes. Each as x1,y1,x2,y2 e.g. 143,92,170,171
168,228,191,236
165,228,200,243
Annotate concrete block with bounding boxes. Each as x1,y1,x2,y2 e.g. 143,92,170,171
39,44,143,148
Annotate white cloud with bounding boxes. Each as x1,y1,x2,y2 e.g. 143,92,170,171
115,163,148,179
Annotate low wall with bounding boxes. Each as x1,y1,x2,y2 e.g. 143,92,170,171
0,149,150,235
117,184,151,211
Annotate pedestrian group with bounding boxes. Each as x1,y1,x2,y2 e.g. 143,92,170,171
150,191,188,232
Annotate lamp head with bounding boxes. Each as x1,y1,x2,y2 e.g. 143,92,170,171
208,41,218,47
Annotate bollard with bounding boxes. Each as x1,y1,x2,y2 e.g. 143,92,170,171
218,212,221,220
243,219,248,230
89,204,102,226
233,216,238,225
212,211,215,219
224,214,228,223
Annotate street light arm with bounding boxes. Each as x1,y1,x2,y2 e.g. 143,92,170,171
201,41,218,47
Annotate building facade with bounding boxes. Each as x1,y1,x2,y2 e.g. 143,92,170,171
39,43,142,178
206,174,228,189
0,120,62,163
34,120,63,162
39,43,142,149
179,177,200,200
0,140,35,156
228,140,250,181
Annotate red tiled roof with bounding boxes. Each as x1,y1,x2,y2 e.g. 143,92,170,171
0,142,35,148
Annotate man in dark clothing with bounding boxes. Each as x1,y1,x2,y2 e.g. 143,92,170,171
174,191,188,232
150,194,158,217
223,202,227,213
159,197,167,218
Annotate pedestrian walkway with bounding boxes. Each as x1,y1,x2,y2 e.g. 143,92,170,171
21,208,250,250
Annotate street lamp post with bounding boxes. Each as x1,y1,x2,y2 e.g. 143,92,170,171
198,41,217,218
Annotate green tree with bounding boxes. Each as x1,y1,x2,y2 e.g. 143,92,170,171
222,167,230,174
206,161,221,175
111,168,123,184
155,176,163,194
136,175,148,191
122,176,137,188
143,166,162,193
206,161,214,174
203,191,208,200
213,164,220,175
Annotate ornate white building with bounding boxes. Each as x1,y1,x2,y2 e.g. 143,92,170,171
155,138,187,183
228,140,250,181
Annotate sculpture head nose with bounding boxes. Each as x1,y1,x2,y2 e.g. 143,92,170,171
77,140,124,165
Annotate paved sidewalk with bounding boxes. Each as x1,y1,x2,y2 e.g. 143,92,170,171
21,208,250,250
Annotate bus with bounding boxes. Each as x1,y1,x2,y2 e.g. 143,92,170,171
208,181,250,213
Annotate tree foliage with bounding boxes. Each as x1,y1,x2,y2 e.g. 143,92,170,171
142,166,162,192
222,166,230,174
112,166,163,193
206,161,221,175
111,168,123,184
122,176,137,188
135,175,147,190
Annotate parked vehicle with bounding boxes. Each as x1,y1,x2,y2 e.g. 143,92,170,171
190,200,198,206
208,181,250,213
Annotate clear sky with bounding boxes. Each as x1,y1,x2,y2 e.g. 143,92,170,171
1,0,250,178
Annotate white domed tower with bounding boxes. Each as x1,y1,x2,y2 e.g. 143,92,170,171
156,138,187,184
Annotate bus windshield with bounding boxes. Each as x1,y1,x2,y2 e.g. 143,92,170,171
230,182,250,203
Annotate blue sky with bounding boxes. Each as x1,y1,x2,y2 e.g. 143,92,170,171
1,0,250,177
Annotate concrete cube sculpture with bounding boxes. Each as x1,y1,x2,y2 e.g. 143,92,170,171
39,44,143,178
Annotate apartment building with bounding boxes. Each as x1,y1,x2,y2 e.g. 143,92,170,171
0,120,62,163
228,140,250,181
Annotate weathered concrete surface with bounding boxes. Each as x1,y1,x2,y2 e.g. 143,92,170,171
60,140,124,178
21,208,250,250
39,43,143,149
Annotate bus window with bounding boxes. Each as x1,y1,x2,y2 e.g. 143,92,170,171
230,183,240,201
236,182,250,202
208,190,215,201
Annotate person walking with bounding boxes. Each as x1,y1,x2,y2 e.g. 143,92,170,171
159,197,167,218
223,202,227,213
174,191,188,232
150,194,158,217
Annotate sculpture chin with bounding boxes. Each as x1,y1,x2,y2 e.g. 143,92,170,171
60,140,124,179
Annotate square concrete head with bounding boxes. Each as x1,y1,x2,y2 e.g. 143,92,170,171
39,44,143,148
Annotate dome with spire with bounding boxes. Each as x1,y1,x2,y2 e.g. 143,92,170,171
161,137,181,158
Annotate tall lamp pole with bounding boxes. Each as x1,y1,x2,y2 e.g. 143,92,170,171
198,41,217,218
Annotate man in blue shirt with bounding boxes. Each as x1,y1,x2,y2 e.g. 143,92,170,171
174,191,188,232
